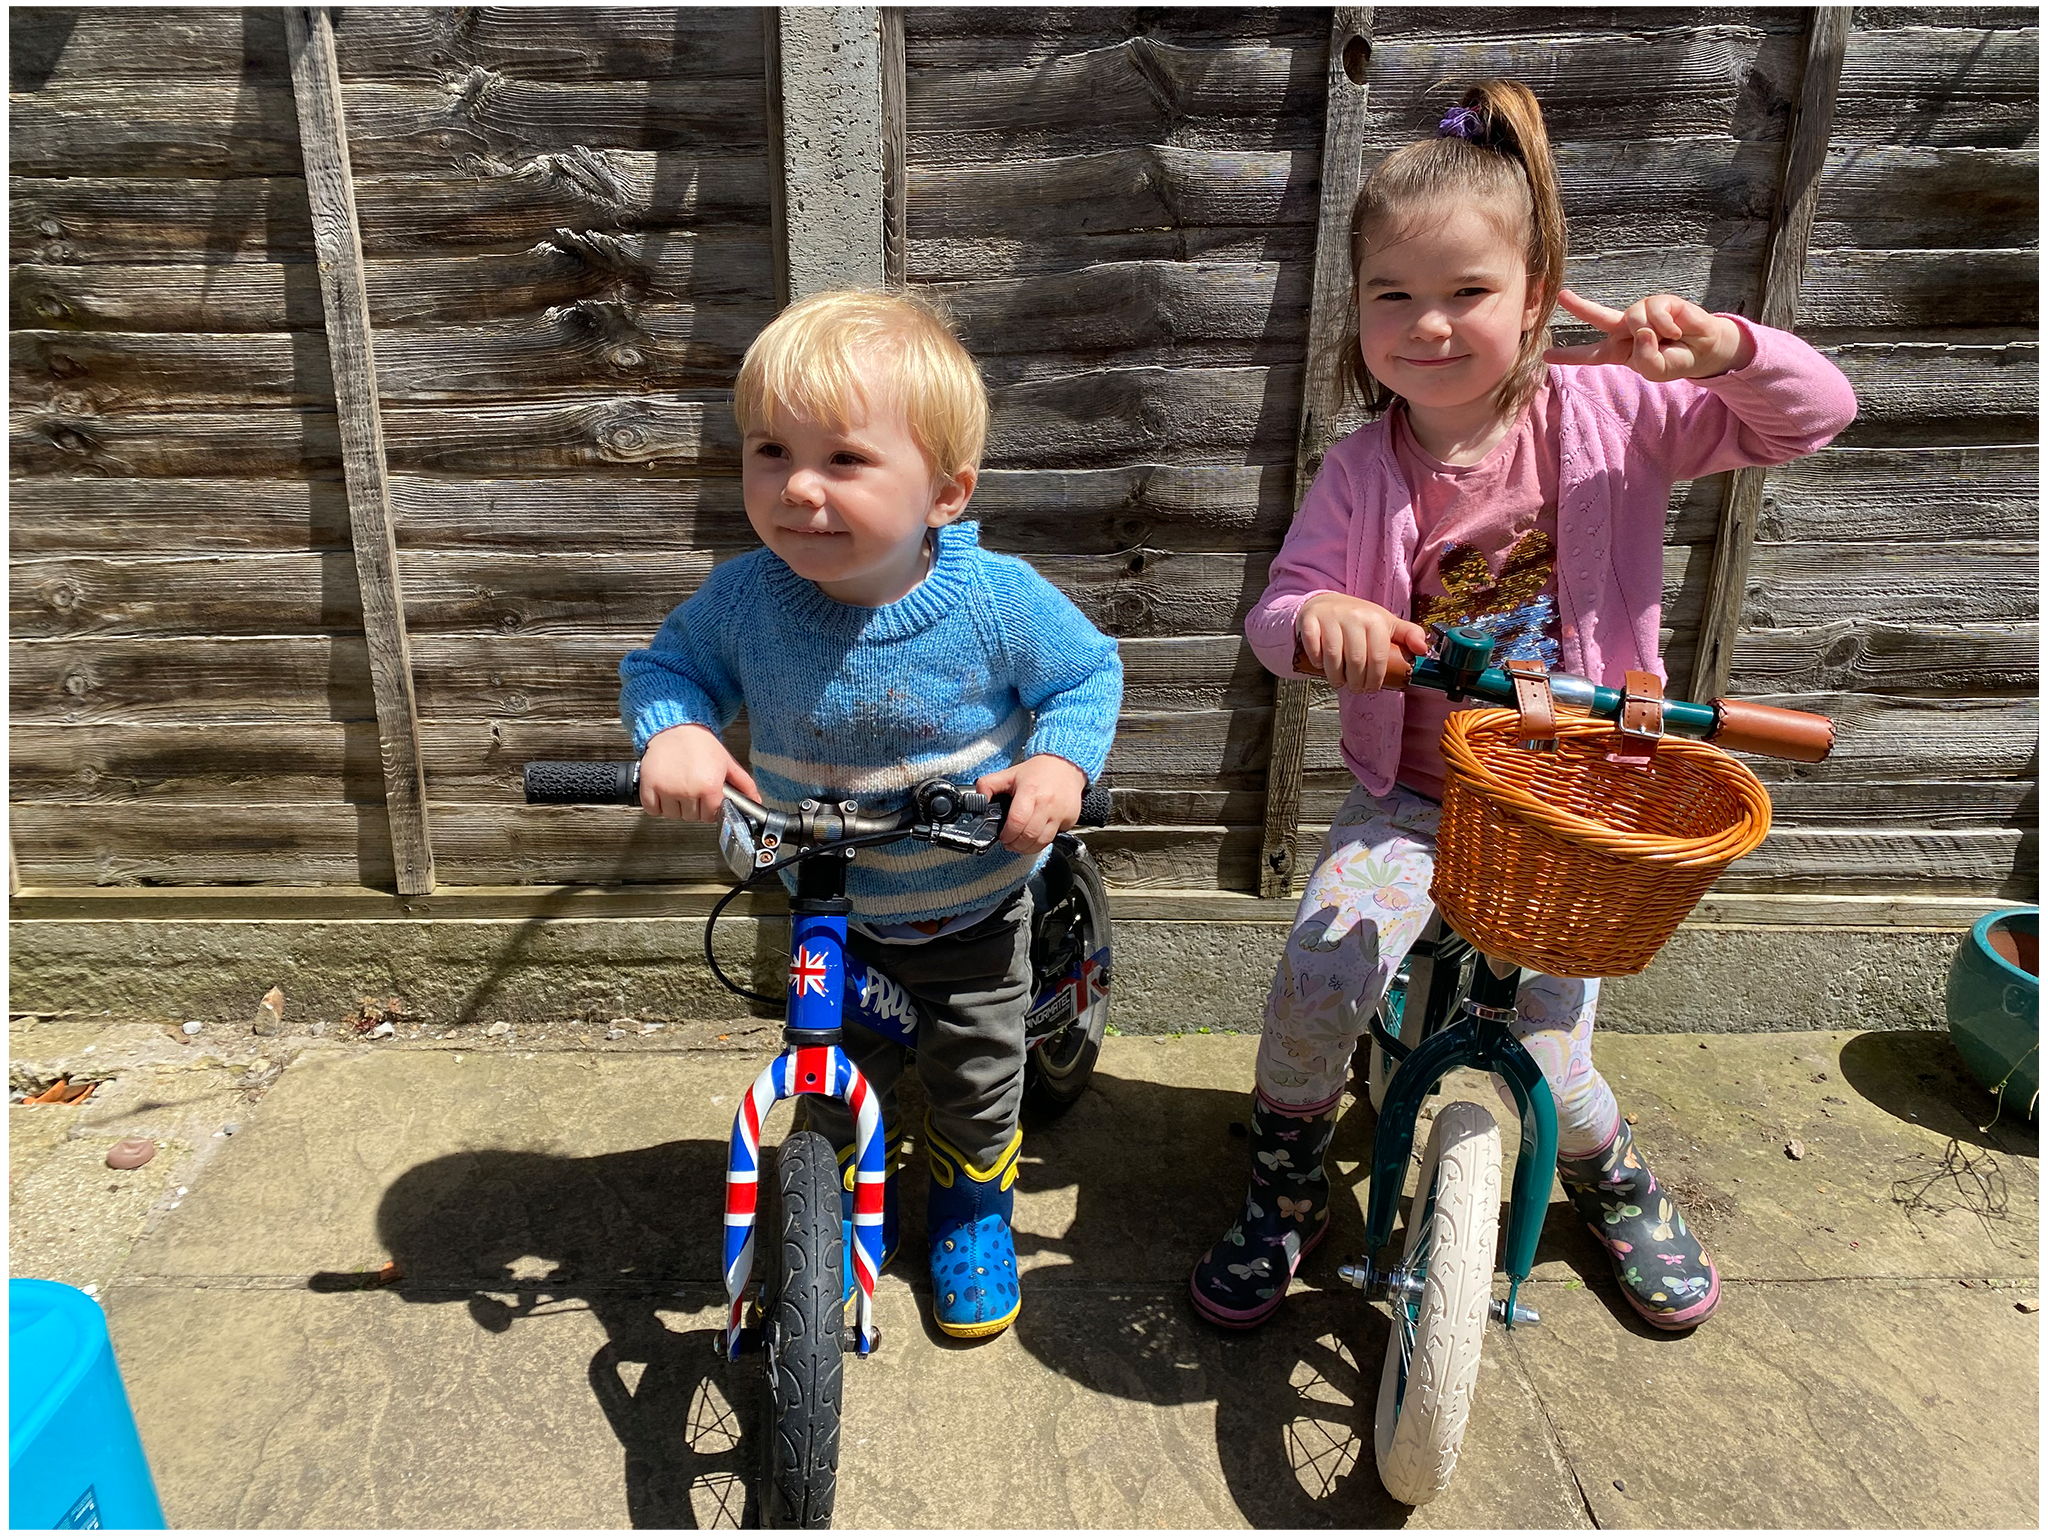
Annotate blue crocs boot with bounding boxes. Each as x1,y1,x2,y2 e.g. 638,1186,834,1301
923,1118,1023,1339
836,1124,903,1308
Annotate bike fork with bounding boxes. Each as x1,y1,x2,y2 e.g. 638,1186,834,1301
1349,951,1559,1330
721,858,889,1360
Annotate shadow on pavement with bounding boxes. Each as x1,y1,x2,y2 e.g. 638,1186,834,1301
1837,1029,2039,1156
294,1061,1643,1529
308,1138,757,1530
1005,1071,1430,1527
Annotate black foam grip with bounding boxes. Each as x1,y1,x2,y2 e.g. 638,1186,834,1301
523,761,639,805
1078,784,1113,828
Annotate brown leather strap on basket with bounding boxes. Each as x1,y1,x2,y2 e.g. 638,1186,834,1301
1607,669,1664,768
1504,658,1558,753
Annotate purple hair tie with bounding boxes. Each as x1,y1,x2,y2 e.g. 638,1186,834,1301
1438,105,1486,143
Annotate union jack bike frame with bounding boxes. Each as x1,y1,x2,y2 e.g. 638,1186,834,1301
712,782,1111,1365
722,858,890,1360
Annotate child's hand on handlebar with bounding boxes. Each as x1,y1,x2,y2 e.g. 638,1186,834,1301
638,723,761,822
977,753,1087,857
1295,593,1430,692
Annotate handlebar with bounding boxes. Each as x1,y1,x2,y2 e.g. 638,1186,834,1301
522,764,1114,864
1292,625,1833,763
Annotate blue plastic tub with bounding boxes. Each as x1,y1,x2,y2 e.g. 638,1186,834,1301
9,1279,165,1530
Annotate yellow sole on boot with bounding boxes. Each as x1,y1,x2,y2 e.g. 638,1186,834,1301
935,1297,1021,1340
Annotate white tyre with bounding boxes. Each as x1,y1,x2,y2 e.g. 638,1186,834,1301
1372,1100,1502,1507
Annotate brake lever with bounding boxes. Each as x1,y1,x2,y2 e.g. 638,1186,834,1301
919,809,1006,854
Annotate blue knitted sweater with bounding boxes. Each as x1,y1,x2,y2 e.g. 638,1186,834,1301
619,521,1123,923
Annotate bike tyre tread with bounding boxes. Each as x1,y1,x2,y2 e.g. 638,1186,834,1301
763,1129,844,1528
1373,1100,1502,1507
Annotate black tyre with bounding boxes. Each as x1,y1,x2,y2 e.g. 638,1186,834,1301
1023,838,1112,1119
760,1130,843,1528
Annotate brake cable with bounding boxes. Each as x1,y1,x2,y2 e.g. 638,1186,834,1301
702,791,1004,1007
703,863,782,1007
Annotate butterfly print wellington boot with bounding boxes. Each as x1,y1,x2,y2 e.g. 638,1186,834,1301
1557,1117,1720,1329
1189,1091,1337,1329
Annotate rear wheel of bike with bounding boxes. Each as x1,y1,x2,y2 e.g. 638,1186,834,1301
760,1130,844,1528
1373,1100,1501,1507
1023,842,1112,1119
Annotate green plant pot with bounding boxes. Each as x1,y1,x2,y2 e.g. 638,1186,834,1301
1945,907,2039,1119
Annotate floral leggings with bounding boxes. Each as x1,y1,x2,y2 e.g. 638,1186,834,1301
1255,784,1622,1159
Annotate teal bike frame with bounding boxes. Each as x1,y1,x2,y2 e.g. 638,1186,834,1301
1359,950,1557,1328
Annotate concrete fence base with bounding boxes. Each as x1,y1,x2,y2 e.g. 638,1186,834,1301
9,900,1975,1034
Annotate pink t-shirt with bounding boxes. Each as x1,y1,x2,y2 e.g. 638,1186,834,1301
1390,387,1565,800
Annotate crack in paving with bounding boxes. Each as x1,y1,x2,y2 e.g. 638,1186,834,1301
1500,1327,1602,1529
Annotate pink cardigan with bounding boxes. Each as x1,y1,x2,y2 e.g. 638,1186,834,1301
1245,315,1858,796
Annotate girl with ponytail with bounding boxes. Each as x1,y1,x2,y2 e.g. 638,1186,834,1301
1192,80,1857,1335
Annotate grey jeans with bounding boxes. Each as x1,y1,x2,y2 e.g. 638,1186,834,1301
801,883,1034,1170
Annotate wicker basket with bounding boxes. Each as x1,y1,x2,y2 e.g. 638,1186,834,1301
1431,709,1774,978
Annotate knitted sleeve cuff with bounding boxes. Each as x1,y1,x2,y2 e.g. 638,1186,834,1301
627,690,723,756
1022,656,1122,783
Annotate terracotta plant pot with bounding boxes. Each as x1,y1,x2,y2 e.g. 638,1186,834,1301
1946,907,2039,1118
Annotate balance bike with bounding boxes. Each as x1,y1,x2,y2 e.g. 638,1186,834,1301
523,764,1111,1526
1288,625,1835,1503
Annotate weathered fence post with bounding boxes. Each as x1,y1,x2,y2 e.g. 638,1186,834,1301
284,6,434,894
776,6,888,299
1689,5,1851,702
1259,7,1373,899
881,7,908,287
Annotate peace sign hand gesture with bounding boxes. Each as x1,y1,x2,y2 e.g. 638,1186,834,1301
1543,289,1755,382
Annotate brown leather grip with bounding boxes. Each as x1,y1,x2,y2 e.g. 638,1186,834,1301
1709,698,1836,762
1291,638,1414,690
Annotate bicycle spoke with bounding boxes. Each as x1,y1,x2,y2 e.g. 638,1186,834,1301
1393,1195,1436,1410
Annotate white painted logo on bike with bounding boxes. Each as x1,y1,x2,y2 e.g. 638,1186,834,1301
859,968,918,1031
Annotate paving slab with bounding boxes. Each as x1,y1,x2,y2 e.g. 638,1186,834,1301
72,1031,2045,1528
9,1013,279,1291
1504,1280,2039,1529
105,1277,1586,1531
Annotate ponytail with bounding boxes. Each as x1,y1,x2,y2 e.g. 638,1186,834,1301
1343,79,1568,419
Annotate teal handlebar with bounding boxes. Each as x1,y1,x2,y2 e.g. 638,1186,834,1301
1293,624,1834,762
1399,655,1719,740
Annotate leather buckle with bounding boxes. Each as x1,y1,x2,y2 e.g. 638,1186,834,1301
1504,658,1557,753
1607,669,1664,768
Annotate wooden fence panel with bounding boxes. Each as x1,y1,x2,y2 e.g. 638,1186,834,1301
8,5,2037,903
1748,7,2037,897
8,6,771,889
904,6,1334,898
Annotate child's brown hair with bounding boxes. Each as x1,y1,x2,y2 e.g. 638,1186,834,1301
1343,79,1567,419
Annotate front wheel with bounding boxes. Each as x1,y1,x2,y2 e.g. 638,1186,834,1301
1023,839,1112,1119
1373,1100,1502,1507
760,1130,844,1528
